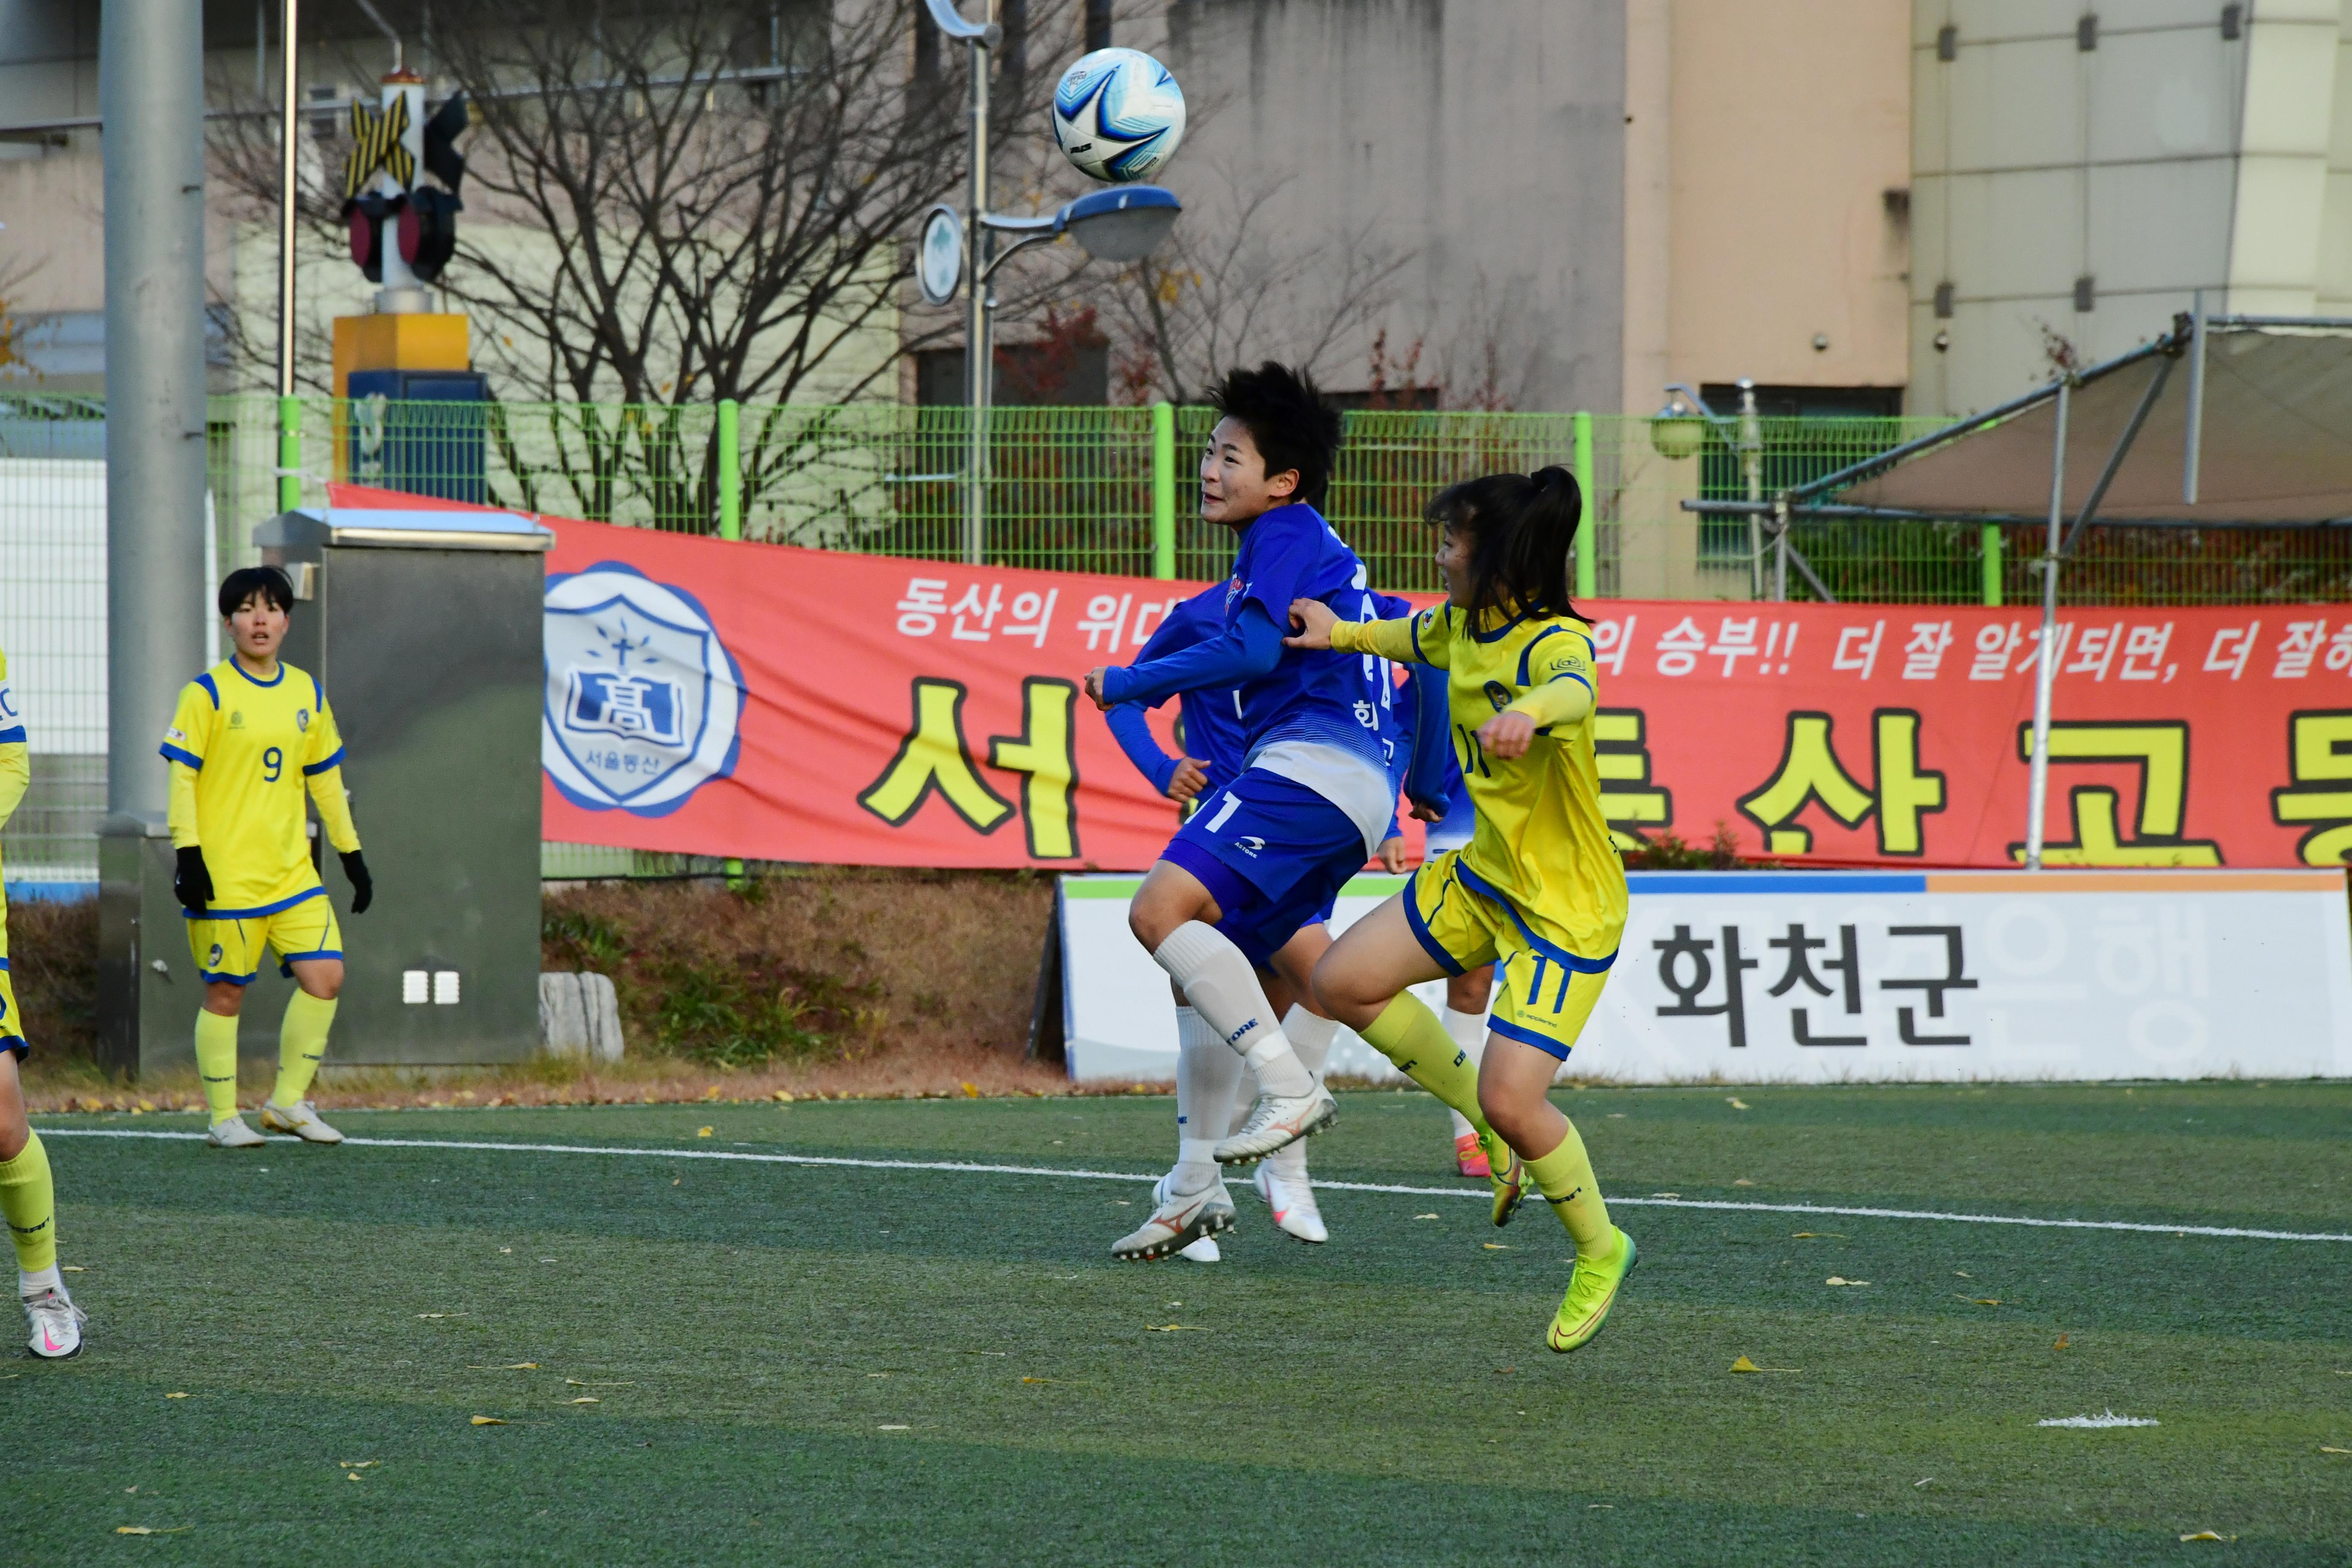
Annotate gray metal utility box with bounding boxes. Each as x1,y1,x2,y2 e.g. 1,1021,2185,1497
98,503,554,1076
255,504,552,1064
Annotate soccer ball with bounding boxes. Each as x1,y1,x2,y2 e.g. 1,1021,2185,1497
1052,48,1186,184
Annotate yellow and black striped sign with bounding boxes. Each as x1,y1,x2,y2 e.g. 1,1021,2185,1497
343,95,414,199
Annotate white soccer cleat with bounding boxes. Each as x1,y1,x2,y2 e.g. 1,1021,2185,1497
1212,1086,1338,1164
205,1114,266,1149
1112,1176,1237,1261
1254,1161,1328,1244
23,1284,86,1359
257,1101,344,1145
1177,1236,1222,1263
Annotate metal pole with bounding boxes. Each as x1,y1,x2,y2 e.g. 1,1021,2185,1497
2183,287,2207,505
277,0,299,398
1979,523,2002,606
103,0,209,826
963,32,991,566
1150,400,1176,579
2025,378,2070,871
1571,411,1598,600
716,398,742,541
1737,378,1764,599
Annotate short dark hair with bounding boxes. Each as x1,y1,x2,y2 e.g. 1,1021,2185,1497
1206,361,1343,509
218,565,296,620
1424,466,1584,626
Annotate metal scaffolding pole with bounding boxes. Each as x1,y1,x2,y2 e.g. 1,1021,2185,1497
103,0,210,826
2023,380,2069,871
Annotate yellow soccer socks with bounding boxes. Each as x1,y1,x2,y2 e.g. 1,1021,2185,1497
0,1131,57,1276
1361,994,1490,1133
195,1008,242,1125
271,991,337,1108
1527,1119,1614,1260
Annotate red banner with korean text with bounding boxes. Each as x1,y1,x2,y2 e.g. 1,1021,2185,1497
515,507,2350,869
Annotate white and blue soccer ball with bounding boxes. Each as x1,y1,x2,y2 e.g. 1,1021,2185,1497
1052,48,1186,184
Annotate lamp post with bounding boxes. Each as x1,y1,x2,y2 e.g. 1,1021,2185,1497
1647,379,1772,599
922,0,1180,564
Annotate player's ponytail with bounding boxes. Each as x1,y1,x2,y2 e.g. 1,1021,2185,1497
1425,465,1583,629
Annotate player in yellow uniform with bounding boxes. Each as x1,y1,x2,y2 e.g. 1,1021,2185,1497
162,567,373,1149
1286,467,1636,1352
0,647,87,1356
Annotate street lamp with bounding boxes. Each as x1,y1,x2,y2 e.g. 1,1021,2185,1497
1646,379,1772,599
923,0,1181,564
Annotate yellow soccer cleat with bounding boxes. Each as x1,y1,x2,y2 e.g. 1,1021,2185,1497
1547,1227,1637,1353
1484,1130,1528,1227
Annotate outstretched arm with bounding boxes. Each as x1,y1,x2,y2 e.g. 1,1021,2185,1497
1086,602,1284,711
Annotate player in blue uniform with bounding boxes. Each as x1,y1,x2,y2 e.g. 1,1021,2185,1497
1085,361,1525,1251
1104,581,1432,1258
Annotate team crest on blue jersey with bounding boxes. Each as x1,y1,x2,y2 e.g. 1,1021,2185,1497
542,563,746,817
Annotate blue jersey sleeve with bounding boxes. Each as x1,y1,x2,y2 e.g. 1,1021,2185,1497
1402,664,1453,808
1106,703,1179,796
1233,510,1325,628
1099,603,1284,708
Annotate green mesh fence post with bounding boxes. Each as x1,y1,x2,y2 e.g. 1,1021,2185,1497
716,398,742,542
276,394,302,513
1151,400,1176,579
1571,411,1598,601
1980,522,2003,606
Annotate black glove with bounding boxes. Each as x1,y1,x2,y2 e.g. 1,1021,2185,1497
173,846,213,915
340,850,374,915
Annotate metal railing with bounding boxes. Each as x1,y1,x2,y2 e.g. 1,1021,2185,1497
8,389,2351,884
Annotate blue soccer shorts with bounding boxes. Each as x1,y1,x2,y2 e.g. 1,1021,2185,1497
1161,769,1367,968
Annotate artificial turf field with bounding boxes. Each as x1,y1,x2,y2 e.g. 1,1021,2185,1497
12,1083,2352,1566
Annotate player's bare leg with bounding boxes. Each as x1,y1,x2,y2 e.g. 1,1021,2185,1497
1127,860,1332,1163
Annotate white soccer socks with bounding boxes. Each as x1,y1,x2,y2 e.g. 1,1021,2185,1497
1442,1005,1489,1142
1268,1007,1339,1179
1171,1004,1241,1197
1151,923,1315,1099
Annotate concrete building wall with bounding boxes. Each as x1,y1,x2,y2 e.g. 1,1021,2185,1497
1909,0,2349,419
1160,0,1627,411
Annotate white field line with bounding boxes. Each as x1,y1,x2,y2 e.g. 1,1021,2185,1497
38,1127,2352,1245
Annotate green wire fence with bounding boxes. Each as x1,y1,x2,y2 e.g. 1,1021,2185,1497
7,389,2352,883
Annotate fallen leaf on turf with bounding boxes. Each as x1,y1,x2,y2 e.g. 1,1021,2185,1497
467,1363,537,1371
499,1247,512,1255
672,1179,681,1187
696,1127,713,1138
1726,1097,1750,1110
2038,1411,2157,1428
1791,1232,1846,1239
1957,1296,2004,1306
1914,1478,1933,1488
1483,1243,1511,1250
877,1424,909,1431
346,1472,363,1481
165,1392,188,1399
564,1379,633,1387
1730,1356,1799,1374
568,1398,600,1405
1824,1277,1869,1287
1413,1213,1440,1220
338,1461,378,1469
60,1265,84,1273
1144,1324,1206,1332
1955,1271,1972,1278
2179,1532,2235,1542
469,1416,507,1426
961,1082,980,1098
416,1313,467,1320
114,1526,191,1535
2053,1334,2071,1350
1734,1179,1755,1186
1650,1192,1681,1198
2320,1446,2351,1455
773,1089,795,1103
1021,1377,1052,1384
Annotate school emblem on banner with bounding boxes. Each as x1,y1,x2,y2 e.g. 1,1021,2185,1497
542,563,746,816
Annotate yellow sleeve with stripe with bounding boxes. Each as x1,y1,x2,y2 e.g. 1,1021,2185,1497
163,679,217,850
1330,606,1450,667
1503,623,1598,728
0,648,25,832
302,698,361,854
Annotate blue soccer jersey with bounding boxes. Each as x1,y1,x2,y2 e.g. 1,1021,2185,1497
1146,585,1247,784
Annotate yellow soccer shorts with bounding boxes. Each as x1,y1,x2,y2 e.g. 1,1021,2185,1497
0,951,22,1058
188,889,343,985
1402,849,1615,1061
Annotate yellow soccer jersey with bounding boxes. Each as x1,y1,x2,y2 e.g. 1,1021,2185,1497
0,645,27,950
1334,605,1629,961
162,659,360,915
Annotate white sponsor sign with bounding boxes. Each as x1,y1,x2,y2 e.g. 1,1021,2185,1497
1058,869,2352,1084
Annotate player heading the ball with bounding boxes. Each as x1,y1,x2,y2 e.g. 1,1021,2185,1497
162,566,375,1149
1289,468,1639,1353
